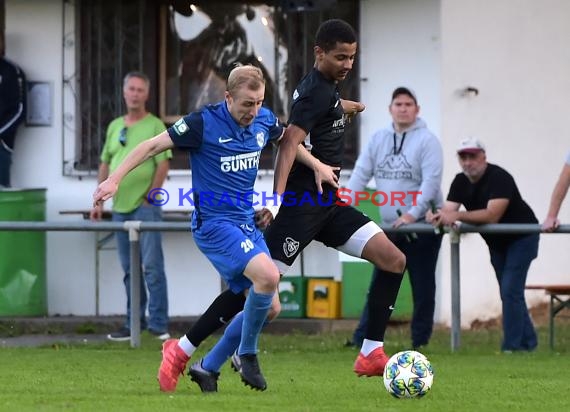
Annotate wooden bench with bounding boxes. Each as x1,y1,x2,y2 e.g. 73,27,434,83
526,284,570,349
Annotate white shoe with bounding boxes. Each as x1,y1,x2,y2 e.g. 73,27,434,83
149,329,171,341
230,351,241,372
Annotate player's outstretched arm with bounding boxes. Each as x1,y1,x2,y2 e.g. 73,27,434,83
340,99,365,123
340,99,365,114
90,162,110,221
93,131,174,206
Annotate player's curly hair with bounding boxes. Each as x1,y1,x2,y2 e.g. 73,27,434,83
315,19,357,52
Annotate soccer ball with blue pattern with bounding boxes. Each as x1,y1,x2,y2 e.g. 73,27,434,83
383,350,434,398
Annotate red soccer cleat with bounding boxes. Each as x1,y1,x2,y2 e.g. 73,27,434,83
157,339,190,392
353,346,389,377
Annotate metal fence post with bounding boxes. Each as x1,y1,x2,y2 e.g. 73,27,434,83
450,226,461,351
125,221,142,348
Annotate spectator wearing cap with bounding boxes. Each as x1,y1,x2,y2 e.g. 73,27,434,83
347,87,444,350
427,138,539,352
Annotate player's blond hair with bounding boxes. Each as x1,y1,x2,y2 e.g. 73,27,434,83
226,65,265,95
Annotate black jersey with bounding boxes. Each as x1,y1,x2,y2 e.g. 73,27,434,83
447,163,537,250
286,68,346,194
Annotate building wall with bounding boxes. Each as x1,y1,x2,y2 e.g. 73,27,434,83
4,0,340,318
360,0,441,148
6,0,218,317
362,0,570,327
439,0,570,326
4,0,569,327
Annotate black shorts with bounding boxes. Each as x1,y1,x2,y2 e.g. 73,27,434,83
264,201,371,267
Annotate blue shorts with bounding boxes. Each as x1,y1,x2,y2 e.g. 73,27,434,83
193,219,270,293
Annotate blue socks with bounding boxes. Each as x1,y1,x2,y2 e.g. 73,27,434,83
202,288,273,372
202,311,244,372
239,288,273,355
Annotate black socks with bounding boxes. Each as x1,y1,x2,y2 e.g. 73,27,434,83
365,267,404,341
186,289,246,347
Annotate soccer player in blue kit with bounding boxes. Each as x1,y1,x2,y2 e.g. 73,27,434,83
93,65,285,391
174,19,407,394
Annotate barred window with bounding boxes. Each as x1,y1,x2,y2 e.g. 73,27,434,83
63,0,359,174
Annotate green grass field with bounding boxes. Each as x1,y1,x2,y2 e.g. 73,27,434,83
1,323,569,412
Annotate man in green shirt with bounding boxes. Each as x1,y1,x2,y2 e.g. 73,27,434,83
90,71,172,341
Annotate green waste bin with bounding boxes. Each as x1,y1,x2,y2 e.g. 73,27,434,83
0,189,47,316
341,189,413,320
279,276,308,318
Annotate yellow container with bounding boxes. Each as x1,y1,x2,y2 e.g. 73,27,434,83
306,278,341,319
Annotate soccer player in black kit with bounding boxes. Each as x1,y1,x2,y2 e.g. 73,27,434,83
271,18,406,379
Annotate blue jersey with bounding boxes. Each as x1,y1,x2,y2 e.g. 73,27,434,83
167,102,283,229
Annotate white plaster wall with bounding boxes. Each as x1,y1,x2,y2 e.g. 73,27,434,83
360,0,441,150
439,0,570,326
361,0,570,328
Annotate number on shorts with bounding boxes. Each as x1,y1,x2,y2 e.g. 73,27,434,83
241,239,254,253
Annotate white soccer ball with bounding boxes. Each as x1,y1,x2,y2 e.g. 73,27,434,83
383,350,434,398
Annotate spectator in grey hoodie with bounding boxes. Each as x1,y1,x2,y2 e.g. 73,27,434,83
346,87,443,349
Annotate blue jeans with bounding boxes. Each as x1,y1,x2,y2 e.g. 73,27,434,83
353,231,442,348
112,205,169,333
0,144,12,187
489,234,539,351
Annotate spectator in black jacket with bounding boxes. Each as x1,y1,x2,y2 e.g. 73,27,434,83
0,32,26,188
